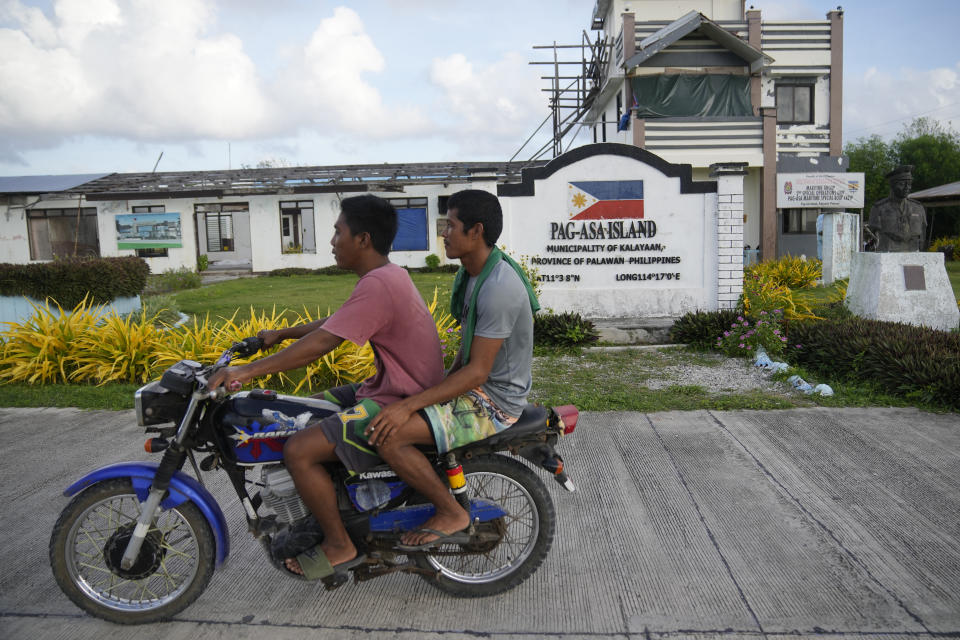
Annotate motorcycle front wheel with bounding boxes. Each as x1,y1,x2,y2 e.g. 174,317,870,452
413,454,556,597
49,478,216,624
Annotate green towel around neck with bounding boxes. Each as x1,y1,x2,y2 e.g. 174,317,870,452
450,246,540,364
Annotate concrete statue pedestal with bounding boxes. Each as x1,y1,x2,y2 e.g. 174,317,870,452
845,252,959,331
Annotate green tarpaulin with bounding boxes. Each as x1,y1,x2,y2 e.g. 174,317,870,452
631,74,752,118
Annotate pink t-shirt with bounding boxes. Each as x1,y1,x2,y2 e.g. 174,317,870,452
322,262,444,406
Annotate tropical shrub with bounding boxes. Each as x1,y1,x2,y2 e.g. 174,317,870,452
147,266,202,294
788,316,960,410
139,294,182,326
0,256,149,307
0,289,461,393
425,254,441,269
534,312,599,347
746,255,821,289
71,311,163,384
740,274,818,321
0,298,100,384
267,268,314,277
155,314,232,369
669,309,740,349
929,236,959,260
425,288,461,367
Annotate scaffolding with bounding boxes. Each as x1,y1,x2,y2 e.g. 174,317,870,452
512,31,611,163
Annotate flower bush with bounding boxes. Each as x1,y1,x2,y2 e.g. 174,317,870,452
715,310,795,359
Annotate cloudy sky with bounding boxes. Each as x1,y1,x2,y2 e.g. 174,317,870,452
1,0,958,175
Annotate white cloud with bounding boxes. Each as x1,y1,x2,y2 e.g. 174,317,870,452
429,51,548,155
845,62,960,140
275,6,428,137
0,1,428,164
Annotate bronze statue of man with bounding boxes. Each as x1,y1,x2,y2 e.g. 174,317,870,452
866,165,927,252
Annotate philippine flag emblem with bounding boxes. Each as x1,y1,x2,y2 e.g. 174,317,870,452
568,180,644,220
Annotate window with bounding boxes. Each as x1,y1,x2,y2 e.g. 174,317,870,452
27,207,99,260
437,195,451,237
602,110,607,142
782,209,818,234
279,200,316,253
616,93,622,122
196,203,246,252
132,205,168,257
776,81,814,124
388,197,429,251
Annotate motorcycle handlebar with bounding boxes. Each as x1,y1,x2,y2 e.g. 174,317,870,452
232,336,264,358
207,336,266,384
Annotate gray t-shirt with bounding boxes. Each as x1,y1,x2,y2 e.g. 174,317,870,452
462,260,534,418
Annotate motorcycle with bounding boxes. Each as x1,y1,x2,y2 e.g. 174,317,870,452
49,337,578,624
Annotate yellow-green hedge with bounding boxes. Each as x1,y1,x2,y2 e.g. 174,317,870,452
0,291,459,388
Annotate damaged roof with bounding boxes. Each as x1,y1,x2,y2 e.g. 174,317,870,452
624,11,773,73
35,161,548,201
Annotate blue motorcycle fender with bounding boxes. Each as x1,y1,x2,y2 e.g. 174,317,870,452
64,461,230,566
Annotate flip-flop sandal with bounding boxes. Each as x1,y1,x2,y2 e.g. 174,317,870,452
293,545,366,583
396,527,471,552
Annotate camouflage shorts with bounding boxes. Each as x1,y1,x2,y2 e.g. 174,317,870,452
423,388,519,454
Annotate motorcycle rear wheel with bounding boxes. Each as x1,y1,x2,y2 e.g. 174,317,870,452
413,455,555,597
49,478,216,624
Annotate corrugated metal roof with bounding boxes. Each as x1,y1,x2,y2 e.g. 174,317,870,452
911,180,960,201
57,162,545,200
0,173,111,194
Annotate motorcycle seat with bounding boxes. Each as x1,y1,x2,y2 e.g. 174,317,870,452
455,404,549,452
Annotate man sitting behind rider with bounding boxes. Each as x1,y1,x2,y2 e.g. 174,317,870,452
365,189,539,548
207,194,444,577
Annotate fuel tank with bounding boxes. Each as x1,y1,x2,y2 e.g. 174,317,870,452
214,390,340,465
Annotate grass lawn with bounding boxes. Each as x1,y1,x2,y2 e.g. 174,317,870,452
2,267,956,414
166,272,457,323
2,344,929,413
947,260,960,300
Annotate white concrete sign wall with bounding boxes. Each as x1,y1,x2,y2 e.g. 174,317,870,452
499,144,727,319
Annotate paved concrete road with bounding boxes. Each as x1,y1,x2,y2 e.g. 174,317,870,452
1,406,958,639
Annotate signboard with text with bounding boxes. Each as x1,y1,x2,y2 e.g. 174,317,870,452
116,213,183,249
498,144,718,318
776,172,865,208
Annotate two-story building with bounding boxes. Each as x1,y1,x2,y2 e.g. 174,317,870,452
536,0,849,260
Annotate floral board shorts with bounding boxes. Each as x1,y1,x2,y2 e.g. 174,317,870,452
313,384,383,473
422,387,519,454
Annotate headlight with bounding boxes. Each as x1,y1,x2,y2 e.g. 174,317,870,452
135,380,189,427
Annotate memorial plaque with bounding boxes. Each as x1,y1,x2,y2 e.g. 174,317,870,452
903,265,926,291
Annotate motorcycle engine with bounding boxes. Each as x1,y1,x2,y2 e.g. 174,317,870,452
260,465,310,524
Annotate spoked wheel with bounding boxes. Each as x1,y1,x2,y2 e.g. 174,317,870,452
414,455,555,597
49,479,215,624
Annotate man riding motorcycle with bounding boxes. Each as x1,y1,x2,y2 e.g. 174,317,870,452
206,194,444,580
365,189,540,549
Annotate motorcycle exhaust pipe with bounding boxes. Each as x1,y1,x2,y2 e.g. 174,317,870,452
520,444,576,493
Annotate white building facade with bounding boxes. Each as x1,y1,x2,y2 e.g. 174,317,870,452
570,0,845,260
0,165,527,274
